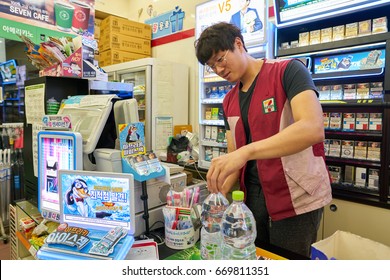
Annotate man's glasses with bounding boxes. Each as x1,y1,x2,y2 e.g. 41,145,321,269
206,50,229,72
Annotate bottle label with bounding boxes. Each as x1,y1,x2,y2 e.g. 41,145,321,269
14,175,20,189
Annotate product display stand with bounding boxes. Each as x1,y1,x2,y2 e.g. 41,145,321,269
134,171,165,242
141,180,150,236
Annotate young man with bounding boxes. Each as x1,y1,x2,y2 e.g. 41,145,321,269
195,22,332,258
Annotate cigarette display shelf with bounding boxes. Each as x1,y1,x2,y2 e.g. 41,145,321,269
275,4,390,214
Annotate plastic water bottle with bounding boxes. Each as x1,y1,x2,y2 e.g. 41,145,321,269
200,192,229,260
221,190,257,260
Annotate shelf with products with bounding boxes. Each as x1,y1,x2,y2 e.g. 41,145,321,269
197,70,233,169
13,200,41,259
275,4,390,208
12,200,60,260
0,82,25,123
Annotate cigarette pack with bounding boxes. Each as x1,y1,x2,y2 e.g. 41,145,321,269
328,165,341,184
355,113,369,131
318,85,331,100
369,82,384,99
341,140,354,159
323,139,330,156
299,32,310,47
212,147,220,159
323,112,330,129
330,85,343,100
309,30,321,45
210,126,218,141
367,141,381,162
204,125,211,140
321,27,333,43
345,22,358,38
369,113,382,131
281,42,290,50
205,108,212,120
342,113,355,131
343,84,356,100
329,112,342,130
290,40,299,48
328,139,341,157
344,165,355,185
332,25,345,41
205,147,212,161
356,83,370,99
372,16,388,34
355,167,367,187
353,141,367,160
211,107,219,120
367,169,379,190
358,19,372,36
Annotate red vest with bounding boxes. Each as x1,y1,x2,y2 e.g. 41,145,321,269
223,59,332,221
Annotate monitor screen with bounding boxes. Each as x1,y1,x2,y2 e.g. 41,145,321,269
274,0,389,27
58,170,135,233
38,131,83,222
0,59,17,83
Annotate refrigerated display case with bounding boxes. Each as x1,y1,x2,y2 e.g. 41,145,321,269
103,58,189,155
195,0,274,169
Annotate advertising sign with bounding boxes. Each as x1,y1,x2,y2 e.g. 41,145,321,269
145,6,186,40
0,0,95,43
195,0,267,48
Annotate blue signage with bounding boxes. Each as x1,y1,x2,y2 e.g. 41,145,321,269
145,6,185,40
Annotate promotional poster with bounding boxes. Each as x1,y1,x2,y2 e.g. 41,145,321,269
0,0,95,43
196,0,266,48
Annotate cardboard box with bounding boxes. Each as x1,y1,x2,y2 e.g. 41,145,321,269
311,230,390,259
101,15,152,40
99,32,151,55
99,49,150,67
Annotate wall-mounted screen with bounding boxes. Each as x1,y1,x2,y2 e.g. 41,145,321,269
274,0,389,27
38,131,83,222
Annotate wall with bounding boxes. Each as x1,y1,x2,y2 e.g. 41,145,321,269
95,0,274,133
95,0,203,132
95,0,131,18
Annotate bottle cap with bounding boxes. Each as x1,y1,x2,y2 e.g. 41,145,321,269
232,190,244,201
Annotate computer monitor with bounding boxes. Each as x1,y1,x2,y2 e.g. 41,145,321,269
37,131,83,222
58,169,136,234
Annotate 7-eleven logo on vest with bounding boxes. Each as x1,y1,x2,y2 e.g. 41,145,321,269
262,97,277,114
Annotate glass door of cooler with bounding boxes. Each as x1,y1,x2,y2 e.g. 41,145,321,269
117,66,152,150
118,69,147,123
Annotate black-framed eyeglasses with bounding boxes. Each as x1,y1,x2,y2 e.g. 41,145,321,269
205,50,229,72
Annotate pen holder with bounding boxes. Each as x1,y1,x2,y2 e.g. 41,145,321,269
165,226,199,250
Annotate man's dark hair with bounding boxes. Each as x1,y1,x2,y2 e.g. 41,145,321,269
194,22,247,65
